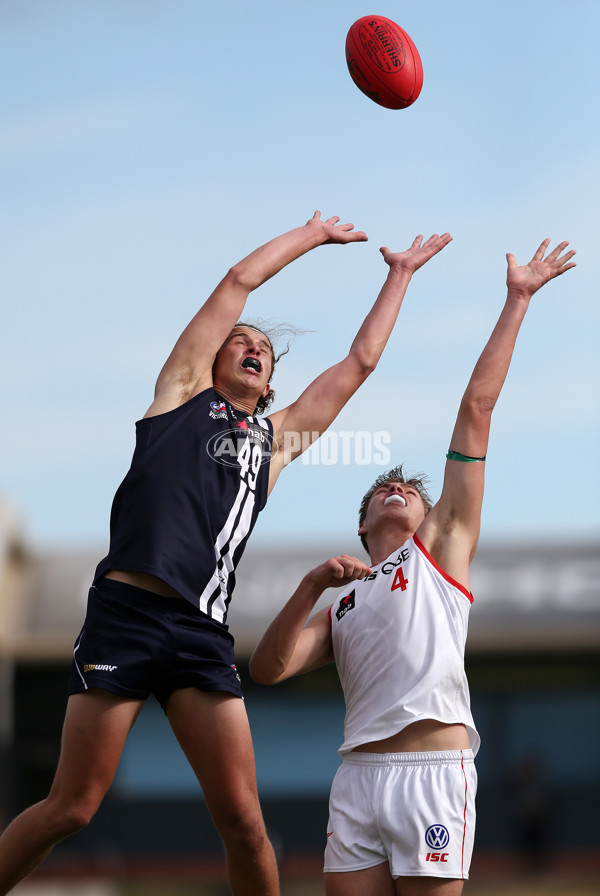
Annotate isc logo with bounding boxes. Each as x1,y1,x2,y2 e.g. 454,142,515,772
425,852,449,863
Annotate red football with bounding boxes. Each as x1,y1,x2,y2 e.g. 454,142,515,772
345,15,423,109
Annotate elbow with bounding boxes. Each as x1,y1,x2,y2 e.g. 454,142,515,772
347,349,378,381
460,392,496,422
226,261,259,294
358,360,378,380
248,656,280,686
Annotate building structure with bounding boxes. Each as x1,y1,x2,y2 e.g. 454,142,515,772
0,510,598,875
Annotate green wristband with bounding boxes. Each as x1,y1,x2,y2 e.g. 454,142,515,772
446,449,486,463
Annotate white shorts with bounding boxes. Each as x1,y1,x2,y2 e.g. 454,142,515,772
324,750,477,880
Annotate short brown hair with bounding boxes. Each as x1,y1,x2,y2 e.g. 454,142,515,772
358,464,433,554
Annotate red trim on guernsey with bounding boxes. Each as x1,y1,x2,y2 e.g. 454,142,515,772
328,605,333,625
413,534,474,604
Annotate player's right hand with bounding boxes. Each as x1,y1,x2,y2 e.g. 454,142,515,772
307,555,371,590
307,210,368,245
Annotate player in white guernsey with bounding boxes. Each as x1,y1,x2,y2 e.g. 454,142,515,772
0,214,452,896
250,237,576,896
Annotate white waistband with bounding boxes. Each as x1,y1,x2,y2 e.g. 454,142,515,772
342,748,474,767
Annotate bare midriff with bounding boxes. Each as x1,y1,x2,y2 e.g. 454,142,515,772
352,720,470,754
104,569,184,599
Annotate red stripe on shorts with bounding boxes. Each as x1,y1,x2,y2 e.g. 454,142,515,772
461,750,468,879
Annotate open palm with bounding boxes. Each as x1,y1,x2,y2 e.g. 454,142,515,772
307,210,368,245
507,239,576,296
380,232,452,275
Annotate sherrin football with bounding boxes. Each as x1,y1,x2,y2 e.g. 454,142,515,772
345,15,423,109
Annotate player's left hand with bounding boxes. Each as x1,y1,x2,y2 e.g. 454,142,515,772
380,232,452,275
506,239,577,297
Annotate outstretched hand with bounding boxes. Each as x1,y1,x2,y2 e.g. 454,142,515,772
307,555,372,591
506,239,576,298
307,210,368,245
380,232,453,275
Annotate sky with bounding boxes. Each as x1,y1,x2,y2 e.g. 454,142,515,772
1,0,598,555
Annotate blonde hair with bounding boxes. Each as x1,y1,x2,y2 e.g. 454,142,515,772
358,464,433,554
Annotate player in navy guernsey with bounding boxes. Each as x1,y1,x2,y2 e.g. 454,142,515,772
0,211,453,896
250,238,576,896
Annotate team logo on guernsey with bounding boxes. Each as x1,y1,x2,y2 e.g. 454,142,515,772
425,824,450,850
206,425,276,468
209,400,228,420
336,589,356,621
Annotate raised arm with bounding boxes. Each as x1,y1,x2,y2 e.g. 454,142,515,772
419,239,577,585
249,555,371,685
145,212,368,417
268,233,452,488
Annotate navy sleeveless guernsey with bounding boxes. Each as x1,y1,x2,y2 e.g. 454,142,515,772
94,388,273,624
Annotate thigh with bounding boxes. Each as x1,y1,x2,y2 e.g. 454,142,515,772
395,878,464,896
326,863,395,896
381,752,476,881
49,690,144,807
324,759,387,874
166,688,261,825
69,581,161,700
153,606,243,709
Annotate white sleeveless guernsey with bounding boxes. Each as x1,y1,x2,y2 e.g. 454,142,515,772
329,534,480,756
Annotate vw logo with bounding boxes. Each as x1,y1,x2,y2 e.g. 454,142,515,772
425,824,450,850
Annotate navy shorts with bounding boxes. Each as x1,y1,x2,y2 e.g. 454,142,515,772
68,577,243,711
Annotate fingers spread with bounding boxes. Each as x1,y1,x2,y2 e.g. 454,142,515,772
545,240,569,263
532,237,552,261
559,249,577,266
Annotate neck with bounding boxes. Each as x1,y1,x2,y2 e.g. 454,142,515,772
368,527,415,566
214,383,258,416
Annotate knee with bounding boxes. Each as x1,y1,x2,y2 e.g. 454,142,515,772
61,802,97,834
45,793,99,838
219,806,270,857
